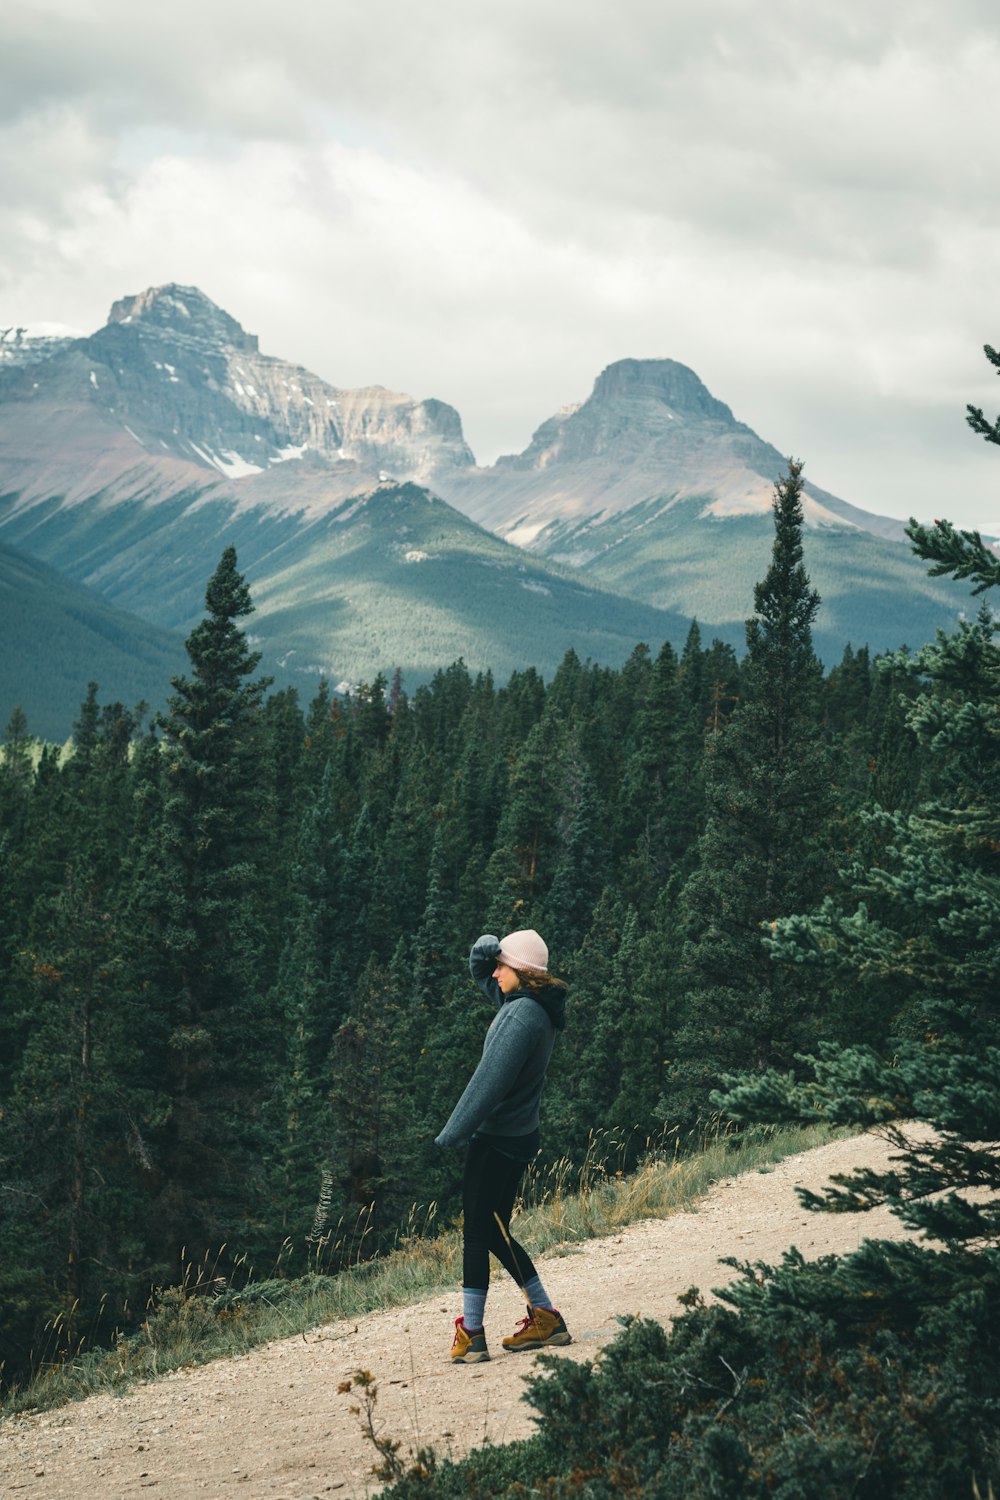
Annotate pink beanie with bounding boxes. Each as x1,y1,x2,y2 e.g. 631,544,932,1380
498,928,549,974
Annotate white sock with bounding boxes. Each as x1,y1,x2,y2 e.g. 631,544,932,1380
523,1275,553,1310
462,1287,488,1329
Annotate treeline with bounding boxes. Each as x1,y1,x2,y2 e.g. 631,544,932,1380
0,463,930,1387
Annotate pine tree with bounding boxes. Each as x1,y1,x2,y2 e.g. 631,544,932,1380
128,547,275,1254
543,757,609,954
0,864,154,1370
0,704,33,832
965,340,1000,454
616,639,702,881
322,958,424,1250
0,706,34,1071
485,710,567,934
264,762,346,1237
760,525,999,1037
671,460,836,1119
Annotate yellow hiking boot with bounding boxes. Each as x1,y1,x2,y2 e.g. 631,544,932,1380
450,1316,490,1363
501,1304,572,1352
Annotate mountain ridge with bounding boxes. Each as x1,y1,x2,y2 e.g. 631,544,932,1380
433,354,906,547
0,283,980,718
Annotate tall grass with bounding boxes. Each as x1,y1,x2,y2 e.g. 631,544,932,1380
1,1119,838,1420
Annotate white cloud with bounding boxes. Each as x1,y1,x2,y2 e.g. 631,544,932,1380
1,0,1000,527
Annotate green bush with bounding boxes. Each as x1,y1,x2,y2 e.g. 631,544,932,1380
384,1283,998,1499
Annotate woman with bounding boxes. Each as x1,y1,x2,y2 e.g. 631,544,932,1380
435,928,571,1364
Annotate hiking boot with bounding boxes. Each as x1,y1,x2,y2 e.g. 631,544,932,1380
450,1316,490,1363
501,1304,572,1352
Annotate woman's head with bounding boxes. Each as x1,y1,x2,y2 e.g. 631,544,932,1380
497,928,548,974
493,928,564,993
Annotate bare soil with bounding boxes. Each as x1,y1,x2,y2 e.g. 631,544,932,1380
0,1129,926,1500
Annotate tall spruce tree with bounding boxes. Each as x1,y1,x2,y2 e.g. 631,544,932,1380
128,547,275,1255
485,709,567,933
670,459,835,1119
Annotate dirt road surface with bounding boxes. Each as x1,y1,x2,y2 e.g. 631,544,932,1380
0,1130,925,1500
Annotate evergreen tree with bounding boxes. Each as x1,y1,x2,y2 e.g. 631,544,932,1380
0,707,34,1070
485,710,567,934
322,958,423,1249
367,748,441,957
544,887,622,1155
589,904,646,1145
616,639,701,879
762,524,999,1038
671,460,836,1119
543,757,609,954
965,339,1000,455
128,547,275,1255
0,704,33,833
264,762,346,1237
0,864,154,1368
707,515,1000,1495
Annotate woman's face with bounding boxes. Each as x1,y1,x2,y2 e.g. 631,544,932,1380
493,962,521,994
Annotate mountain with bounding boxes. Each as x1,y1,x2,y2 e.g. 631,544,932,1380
0,288,696,721
0,283,472,513
428,358,976,660
0,541,186,742
0,286,979,720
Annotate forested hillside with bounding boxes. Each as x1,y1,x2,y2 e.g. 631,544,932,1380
0,454,936,1396
1,438,995,1476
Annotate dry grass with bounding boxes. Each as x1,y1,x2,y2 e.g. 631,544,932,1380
1,1120,839,1419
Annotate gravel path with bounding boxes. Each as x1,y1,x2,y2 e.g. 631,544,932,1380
0,1129,926,1500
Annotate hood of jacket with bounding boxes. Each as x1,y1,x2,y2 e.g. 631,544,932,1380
508,982,567,1032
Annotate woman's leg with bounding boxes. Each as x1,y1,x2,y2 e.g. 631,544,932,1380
463,1139,539,1286
460,1138,500,1332
484,1149,540,1288
461,1141,568,1350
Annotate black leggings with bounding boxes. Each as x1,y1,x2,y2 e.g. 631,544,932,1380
462,1138,539,1290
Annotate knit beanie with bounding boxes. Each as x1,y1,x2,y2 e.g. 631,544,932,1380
498,928,549,974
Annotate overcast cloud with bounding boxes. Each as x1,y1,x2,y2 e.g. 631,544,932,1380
2,0,999,529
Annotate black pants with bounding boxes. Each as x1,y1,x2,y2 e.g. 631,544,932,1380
462,1138,539,1290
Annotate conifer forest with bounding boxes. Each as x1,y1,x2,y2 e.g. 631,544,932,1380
1,435,998,1492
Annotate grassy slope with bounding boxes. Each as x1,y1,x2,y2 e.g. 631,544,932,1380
245,485,706,686
1,1122,838,1418
543,497,977,662
0,484,704,709
0,541,186,741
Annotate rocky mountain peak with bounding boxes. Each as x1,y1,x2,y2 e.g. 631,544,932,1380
590,358,735,423
494,357,743,474
0,282,474,487
107,284,259,353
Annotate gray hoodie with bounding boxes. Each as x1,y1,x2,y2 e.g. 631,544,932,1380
434,934,566,1149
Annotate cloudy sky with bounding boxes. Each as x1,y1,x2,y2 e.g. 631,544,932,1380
3,0,1000,529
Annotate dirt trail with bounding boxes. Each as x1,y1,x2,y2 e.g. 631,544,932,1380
0,1130,925,1500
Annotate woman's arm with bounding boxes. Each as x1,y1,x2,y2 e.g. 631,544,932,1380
468,933,503,1007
